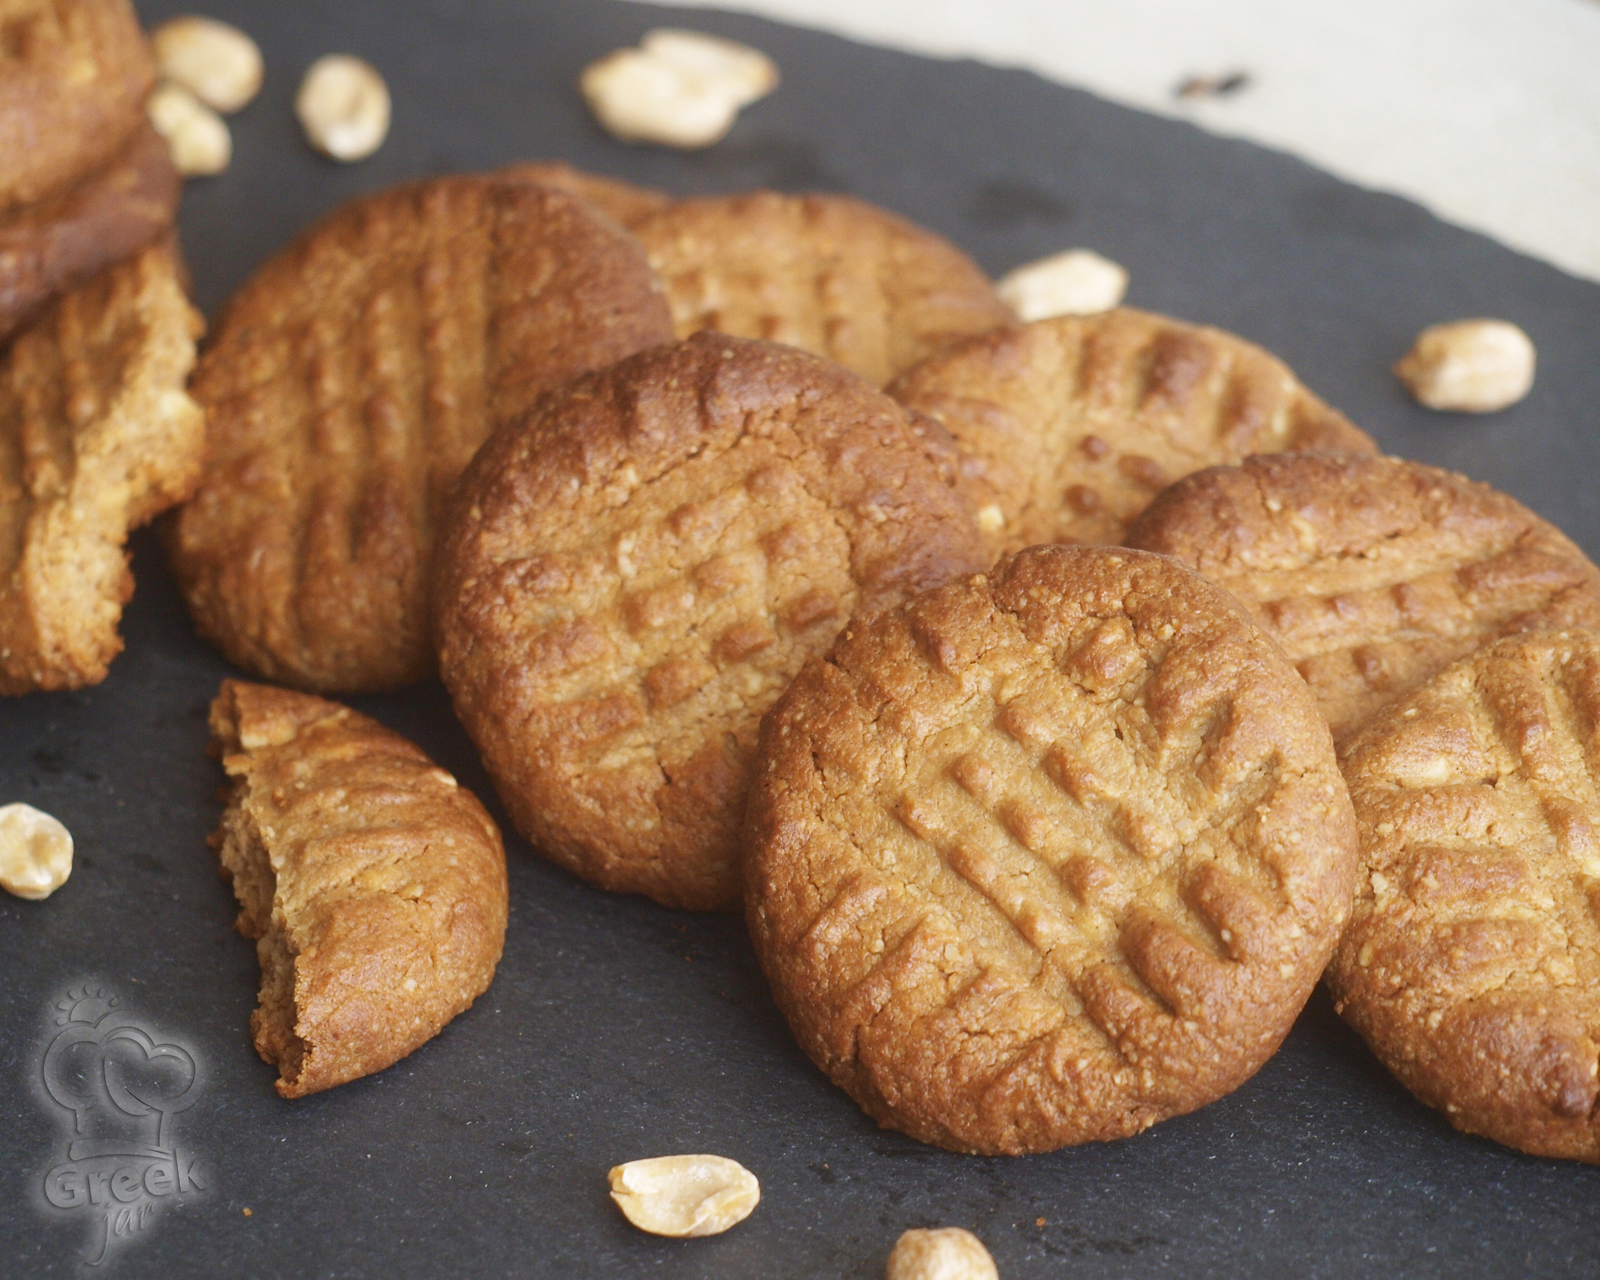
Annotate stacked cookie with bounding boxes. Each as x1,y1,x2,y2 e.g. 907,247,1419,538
0,0,200,694
158,158,1600,1164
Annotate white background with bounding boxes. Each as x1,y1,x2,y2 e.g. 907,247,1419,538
647,0,1600,283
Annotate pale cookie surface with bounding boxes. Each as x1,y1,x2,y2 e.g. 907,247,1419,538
886,308,1375,554
435,333,985,912
631,191,1013,386
209,679,509,1099
168,176,674,694
0,0,154,211
745,546,1357,1154
1126,452,1600,744
1331,630,1600,1163
0,242,203,694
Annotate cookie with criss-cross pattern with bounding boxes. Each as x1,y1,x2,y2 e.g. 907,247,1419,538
1331,630,1600,1163
0,0,155,213
0,241,203,695
168,175,674,694
745,545,1358,1154
210,679,508,1098
499,159,670,227
631,191,1014,386
435,332,986,912
0,121,181,343
1126,452,1600,743
886,308,1375,554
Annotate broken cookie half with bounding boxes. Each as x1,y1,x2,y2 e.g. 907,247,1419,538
208,679,509,1098
0,240,203,694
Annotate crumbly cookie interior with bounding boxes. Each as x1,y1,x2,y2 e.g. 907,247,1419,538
213,781,308,1087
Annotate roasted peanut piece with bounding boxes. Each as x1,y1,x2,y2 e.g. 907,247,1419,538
296,55,390,162
887,1228,999,1280
997,249,1128,321
607,1155,760,1237
580,29,778,149
146,82,232,176
0,803,73,900
151,17,263,113
1394,318,1535,413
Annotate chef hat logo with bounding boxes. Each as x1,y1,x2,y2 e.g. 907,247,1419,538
41,986,202,1160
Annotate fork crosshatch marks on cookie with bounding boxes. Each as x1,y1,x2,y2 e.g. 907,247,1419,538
31,983,209,1266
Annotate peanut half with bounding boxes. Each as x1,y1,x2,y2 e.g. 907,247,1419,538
580,29,778,149
887,1227,1000,1280
1394,318,1535,413
0,803,74,900
998,249,1128,321
607,1154,760,1237
296,55,390,162
151,16,263,114
146,82,232,176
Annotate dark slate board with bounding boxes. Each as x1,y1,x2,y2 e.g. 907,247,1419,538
4,1,1600,1275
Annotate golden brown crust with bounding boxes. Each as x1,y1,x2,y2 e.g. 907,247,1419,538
435,332,986,912
1126,452,1600,743
0,0,155,213
168,175,675,694
0,120,181,342
497,160,671,227
0,242,203,694
1330,630,1600,1162
886,308,1376,554
209,679,509,1099
745,546,1358,1154
631,191,1013,386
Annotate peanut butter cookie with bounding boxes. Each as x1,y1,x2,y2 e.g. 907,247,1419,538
500,159,670,227
0,0,155,213
168,175,675,694
1330,630,1600,1163
1126,452,1600,743
435,333,986,912
210,679,508,1098
631,191,1013,386
745,545,1358,1154
886,308,1375,554
0,242,203,694
0,120,181,342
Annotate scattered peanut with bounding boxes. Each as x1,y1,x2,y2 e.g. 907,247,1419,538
887,1228,999,1280
580,29,778,149
146,82,232,176
1394,318,1535,413
296,55,390,162
0,803,74,900
151,16,263,113
607,1155,760,1237
997,249,1128,321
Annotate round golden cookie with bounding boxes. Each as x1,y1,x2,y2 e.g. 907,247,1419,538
630,191,1014,386
1126,452,1600,744
168,175,674,694
0,0,155,212
498,159,670,227
885,307,1376,554
1330,630,1600,1163
744,545,1359,1154
434,333,987,912
210,679,508,1098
